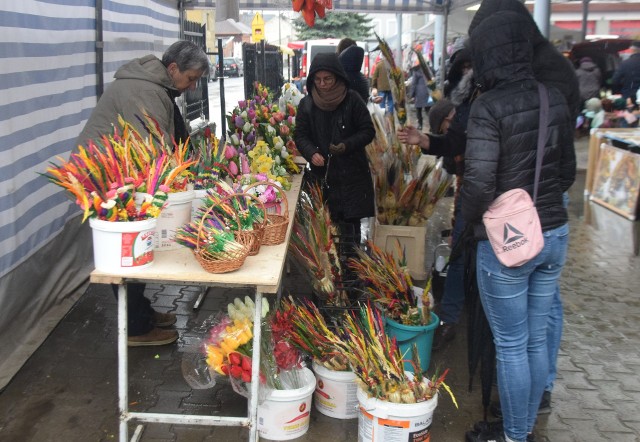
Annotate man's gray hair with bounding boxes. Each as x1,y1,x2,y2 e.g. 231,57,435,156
162,40,209,75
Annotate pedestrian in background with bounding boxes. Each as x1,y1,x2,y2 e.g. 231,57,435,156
294,53,376,244
462,11,576,442
575,56,602,105
337,37,370,103
408,65,432,130
76,40,209,347
371,58,393,114
611,40,640,106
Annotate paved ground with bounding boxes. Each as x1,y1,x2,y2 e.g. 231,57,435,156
1,136,639,442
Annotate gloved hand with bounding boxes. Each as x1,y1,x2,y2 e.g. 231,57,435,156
328,143,346,155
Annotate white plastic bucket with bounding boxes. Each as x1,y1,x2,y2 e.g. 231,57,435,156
89,218,156,272
258,367,316,440
191,188,209,221
312,361,359,419
357,386,438,442
154,189,194,250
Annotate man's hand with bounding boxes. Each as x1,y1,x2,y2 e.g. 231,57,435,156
329,143,346,155
397,125,427,150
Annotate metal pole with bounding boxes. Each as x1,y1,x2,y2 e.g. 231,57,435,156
581,0,591,42
261,39,266,86
533,0,550,39
95,0,104,98
218,38,227,136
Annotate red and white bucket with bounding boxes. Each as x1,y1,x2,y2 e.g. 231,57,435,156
89,218,156,272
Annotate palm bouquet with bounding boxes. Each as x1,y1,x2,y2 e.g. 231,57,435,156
335,303,457,405
279,296,350,371
374,156,453,226
412,47,436,86
348,240,432,326
44,117,195,222
191,123,229,188
289,183,345,304
375,33,407,128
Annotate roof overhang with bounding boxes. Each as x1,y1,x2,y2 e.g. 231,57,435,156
183,0,479,14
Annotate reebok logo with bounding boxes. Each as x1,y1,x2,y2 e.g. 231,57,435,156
503,223,524,244
502,223,528,252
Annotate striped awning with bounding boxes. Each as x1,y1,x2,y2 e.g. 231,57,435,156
185,0,478,13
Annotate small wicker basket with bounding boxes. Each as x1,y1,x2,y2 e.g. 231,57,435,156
244,181,289,246
223,192,267,256
193,202,251,273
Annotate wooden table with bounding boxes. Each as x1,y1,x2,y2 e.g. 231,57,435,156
90,174,302,441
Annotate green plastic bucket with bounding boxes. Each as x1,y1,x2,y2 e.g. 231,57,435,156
385,312,439,373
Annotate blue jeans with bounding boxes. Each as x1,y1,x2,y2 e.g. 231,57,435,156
476,223,569,442
546,285,562,392
439,196,465,324
378,91,393,114
545,192,569,392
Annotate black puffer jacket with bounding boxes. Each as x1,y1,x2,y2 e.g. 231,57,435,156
461,11,576,240
611,52,640,102
295,53,376,220
468,0,581,120
338,45,370,102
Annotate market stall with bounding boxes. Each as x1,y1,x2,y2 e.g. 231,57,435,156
585,128,640,220
89,174,302,442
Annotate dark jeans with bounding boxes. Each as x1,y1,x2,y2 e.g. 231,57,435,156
110,283,154,336
416,107,429,128
439,196,466,324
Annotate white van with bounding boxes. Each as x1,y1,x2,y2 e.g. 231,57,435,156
299,39,369,91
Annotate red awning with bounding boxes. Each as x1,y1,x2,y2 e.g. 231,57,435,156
287,41,304,50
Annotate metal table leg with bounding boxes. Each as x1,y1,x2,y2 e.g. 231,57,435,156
248,290,263,442
117,284,129,441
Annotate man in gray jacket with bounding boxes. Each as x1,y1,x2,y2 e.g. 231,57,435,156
78,40,209,148
77,40,208,347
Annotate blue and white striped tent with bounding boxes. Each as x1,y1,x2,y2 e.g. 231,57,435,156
0,0,182,389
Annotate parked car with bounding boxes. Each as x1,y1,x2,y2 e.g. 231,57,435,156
223,57,243,77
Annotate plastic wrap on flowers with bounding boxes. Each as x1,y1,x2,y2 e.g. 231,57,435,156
180,312,225,390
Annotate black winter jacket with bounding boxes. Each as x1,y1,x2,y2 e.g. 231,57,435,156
611,52,640,102
295,54,376,220
461,11,576,240
468,0,581,120
338,45,370,103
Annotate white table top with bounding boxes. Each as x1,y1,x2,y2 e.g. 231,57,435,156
90,174,303,294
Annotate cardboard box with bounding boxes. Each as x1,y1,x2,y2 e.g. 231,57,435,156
372,221,427,280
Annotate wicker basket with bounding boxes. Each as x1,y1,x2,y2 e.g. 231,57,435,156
243,181,289,245
225,192,267,256
193,202,251,274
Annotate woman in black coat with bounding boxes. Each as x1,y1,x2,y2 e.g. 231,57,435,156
294,53,375,242
462,11,576,442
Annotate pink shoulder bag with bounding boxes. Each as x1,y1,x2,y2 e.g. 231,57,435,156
482,83,548,268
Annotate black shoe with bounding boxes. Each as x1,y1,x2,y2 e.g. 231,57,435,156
432,322,456,351
538,391,551,414
465,424,506,442
473,420,503,434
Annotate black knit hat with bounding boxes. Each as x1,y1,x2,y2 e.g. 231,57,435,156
428,99,455,134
